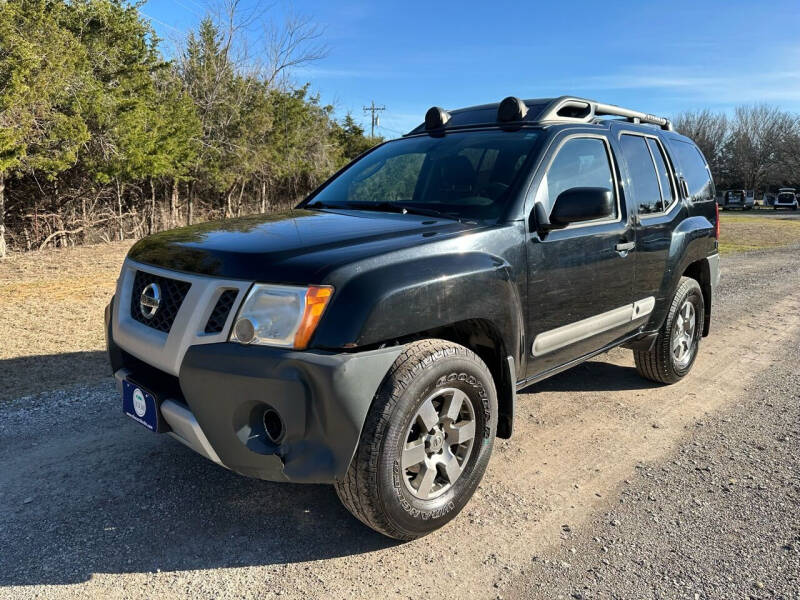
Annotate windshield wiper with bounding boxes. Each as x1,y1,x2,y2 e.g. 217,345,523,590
394,203,465,221
314,200,462,221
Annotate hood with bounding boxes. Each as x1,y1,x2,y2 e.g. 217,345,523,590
127,208,482,283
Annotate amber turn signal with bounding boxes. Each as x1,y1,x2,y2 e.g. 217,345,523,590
293,285,334,350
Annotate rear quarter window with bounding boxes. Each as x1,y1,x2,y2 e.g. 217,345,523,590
667,139,715,201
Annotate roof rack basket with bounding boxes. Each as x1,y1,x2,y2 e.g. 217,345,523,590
538,96,673,131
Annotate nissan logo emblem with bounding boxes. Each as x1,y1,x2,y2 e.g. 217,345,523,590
140,282,161,319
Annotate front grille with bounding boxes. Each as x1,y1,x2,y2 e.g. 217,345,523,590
204,289,239,334
130,270,191,333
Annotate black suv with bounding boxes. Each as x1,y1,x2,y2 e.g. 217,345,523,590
106,96,720,540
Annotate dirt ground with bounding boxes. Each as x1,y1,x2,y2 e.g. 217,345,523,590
0,241,133,401
1,228,799,598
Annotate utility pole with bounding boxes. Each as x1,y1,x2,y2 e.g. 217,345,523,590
362,101,386,137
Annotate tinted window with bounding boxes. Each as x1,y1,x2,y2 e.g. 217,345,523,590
349,154,425,203
308,130,540,221
647,138,675,207
669,140,714,201
536,137,616,217
620,135,662,214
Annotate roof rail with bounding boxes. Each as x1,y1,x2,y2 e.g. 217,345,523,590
538,96,673,131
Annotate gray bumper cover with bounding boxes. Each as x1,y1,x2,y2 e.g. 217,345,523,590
709,252,720,290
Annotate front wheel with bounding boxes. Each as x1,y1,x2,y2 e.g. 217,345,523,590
335,339,497,540
634,277,705,384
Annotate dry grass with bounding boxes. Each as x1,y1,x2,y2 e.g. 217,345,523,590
0,241,134,401
719,214,800,254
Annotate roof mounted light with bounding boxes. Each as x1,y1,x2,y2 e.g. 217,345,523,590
425,106,451,131
497,96,528,122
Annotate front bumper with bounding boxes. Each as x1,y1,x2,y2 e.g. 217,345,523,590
107,299,404,484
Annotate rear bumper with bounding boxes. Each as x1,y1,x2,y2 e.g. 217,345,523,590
708,252,720,292
107,298,404,483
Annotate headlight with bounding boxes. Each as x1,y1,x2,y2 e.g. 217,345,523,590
230,284,333,349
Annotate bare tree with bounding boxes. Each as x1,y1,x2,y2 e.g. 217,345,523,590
725,105,799,191
261,13,328,89
674,109,729,184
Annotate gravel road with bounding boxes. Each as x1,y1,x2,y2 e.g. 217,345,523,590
2,246,799,600
509,345,800,599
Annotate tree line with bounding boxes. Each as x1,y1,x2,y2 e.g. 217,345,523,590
4,2,800,258
0,0,380,256
674,105,800,195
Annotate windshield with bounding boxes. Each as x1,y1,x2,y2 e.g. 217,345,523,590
305,130,541,221
730,191,744,199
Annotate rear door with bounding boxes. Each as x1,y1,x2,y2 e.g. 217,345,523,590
616,131,681,303
524,131,637,378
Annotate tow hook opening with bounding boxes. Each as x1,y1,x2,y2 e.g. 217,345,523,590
262,406,285,444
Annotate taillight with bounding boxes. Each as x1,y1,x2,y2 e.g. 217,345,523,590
715,202,720,240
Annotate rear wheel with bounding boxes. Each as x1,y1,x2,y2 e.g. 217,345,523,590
335,339,497,540
634,277,704,384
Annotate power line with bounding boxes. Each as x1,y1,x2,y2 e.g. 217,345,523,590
362,101,386,137
377,124,405,136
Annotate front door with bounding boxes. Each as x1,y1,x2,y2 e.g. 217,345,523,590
524,132,638,379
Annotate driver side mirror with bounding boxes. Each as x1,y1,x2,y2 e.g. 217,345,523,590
536,187,614,233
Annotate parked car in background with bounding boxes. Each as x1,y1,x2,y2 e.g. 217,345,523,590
774,188,798,210
719,189,753,210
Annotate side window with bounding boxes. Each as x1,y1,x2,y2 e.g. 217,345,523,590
646,138,675,208
668,140,715,201
535,137,616,218
619,135,662,214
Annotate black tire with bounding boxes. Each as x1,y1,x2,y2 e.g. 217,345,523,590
335,339,497,540
633,277,705,384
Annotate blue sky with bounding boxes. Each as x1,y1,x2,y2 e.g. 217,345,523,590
141,0,800,138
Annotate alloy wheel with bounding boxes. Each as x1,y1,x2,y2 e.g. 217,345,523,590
401,388,477,500
672,299,696,369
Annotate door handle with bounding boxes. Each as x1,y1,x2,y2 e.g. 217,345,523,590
679,177,690,199
615,241,636,252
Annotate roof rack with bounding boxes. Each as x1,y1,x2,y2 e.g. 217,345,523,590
408,96,674,135
538,96,673,131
